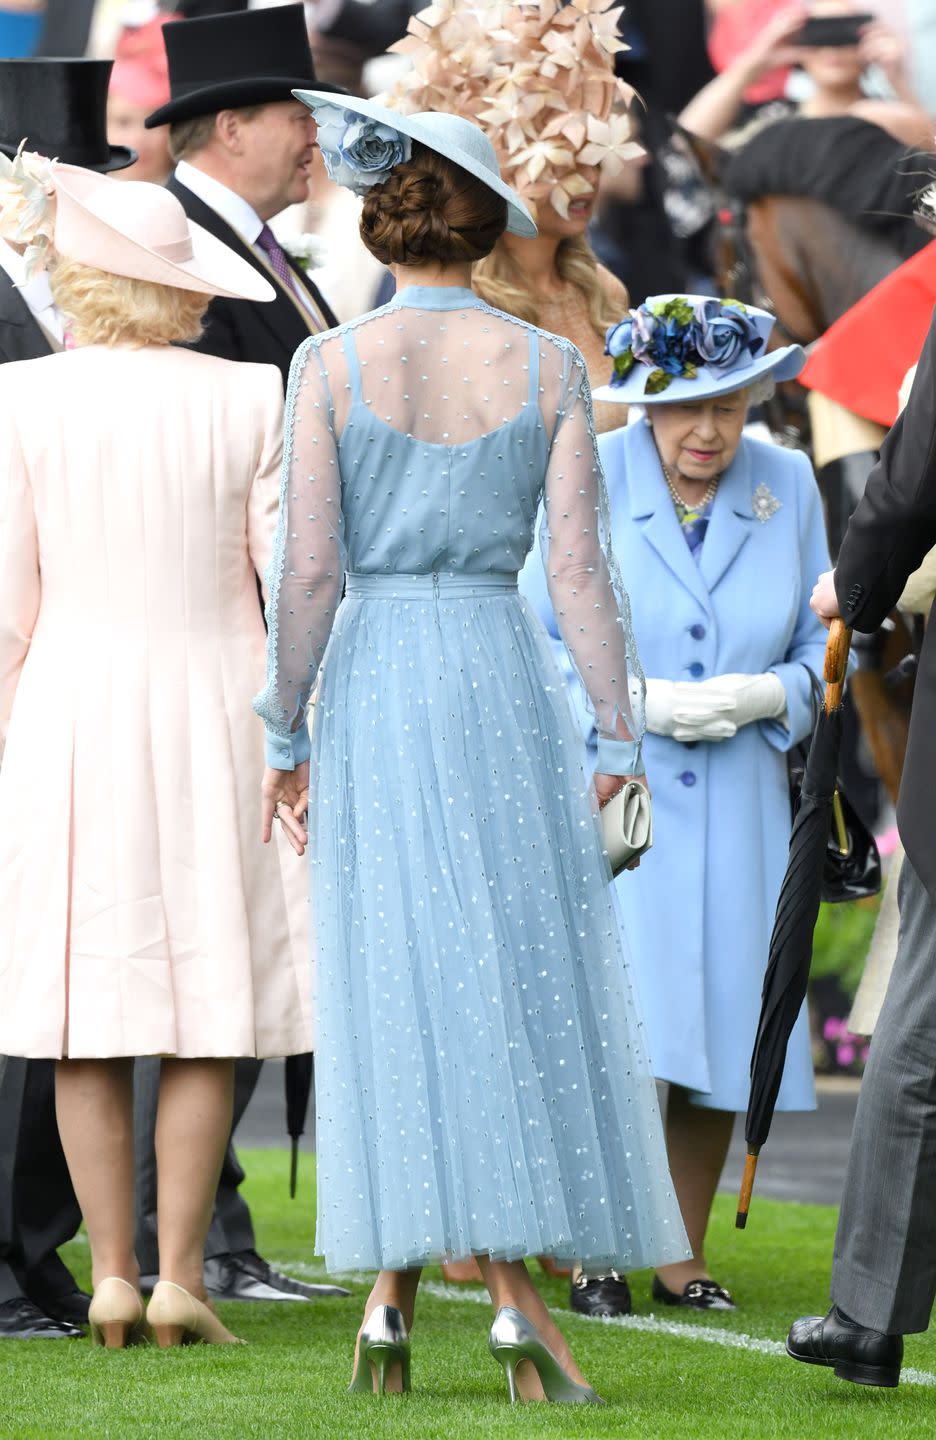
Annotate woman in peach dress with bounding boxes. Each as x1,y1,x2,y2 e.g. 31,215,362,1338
0,158,311,1347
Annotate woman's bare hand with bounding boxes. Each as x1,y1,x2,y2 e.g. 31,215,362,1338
261,760,310,855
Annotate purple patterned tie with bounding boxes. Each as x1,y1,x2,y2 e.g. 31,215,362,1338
256,223,295,292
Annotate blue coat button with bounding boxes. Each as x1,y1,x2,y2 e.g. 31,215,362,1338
690,623,706,640
680,770,697,786
689,662,705,678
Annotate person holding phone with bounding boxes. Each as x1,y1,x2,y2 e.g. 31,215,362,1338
682,1,933,149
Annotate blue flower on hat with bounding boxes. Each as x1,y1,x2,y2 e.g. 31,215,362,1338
314,104,412,197
693,299,763,377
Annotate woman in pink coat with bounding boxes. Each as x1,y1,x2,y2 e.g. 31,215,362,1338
0,158,312,1346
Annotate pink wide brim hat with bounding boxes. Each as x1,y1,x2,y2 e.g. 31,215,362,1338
52,162,274,301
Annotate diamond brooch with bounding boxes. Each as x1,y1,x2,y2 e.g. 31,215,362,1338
752,482,781,523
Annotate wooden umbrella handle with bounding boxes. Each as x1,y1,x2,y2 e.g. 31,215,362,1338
736,1150,760,1229
823,617,852,713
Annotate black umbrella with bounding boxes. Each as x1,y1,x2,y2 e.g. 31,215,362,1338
737,619,852,1228
285,1053,314,1199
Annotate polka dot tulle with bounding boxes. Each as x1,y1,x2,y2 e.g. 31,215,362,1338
255,286,688,1273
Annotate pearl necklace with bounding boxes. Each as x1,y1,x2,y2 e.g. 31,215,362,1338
662,461,718,514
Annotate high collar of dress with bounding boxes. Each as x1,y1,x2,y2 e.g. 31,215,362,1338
394,285,479,311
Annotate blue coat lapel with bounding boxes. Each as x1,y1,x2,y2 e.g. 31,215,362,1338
624,421,712,615
697,442,755,593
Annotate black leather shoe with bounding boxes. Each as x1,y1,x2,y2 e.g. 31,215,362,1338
27,1288,91,1327
787,1305,903,1387
230,1249,349,1301
652,1274,736,1310
570,1273,632,1318
0,1298,83,1340
195,1252,349,1302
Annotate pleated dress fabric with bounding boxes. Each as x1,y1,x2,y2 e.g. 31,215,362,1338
255,286,688,1274
0,347,313,1060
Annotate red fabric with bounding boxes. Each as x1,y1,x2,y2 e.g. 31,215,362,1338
799,242,936,427
708,0,791,104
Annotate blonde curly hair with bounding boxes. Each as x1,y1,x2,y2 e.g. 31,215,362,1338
473,234,623,340
50,258,209,348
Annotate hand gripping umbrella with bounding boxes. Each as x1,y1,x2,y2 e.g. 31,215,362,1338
285,1052,314,1198
737,618,852,1228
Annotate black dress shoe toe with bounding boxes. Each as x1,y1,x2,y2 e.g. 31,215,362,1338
0,1298,83,1340
787,1306,902,1387
231,1250,350,1300
570,1273,632,1318
652,1274,736,1310
204,1251,350,1302
29,1288,91,1327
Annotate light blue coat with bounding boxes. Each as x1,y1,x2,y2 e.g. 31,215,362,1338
522,418,831,1111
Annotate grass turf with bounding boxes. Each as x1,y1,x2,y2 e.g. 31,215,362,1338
3,1149,933,1439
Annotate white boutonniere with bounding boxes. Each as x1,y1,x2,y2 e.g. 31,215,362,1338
283,233,327,274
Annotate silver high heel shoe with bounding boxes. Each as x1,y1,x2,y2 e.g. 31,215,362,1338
488,1306,604,1405
348,1304,411,1395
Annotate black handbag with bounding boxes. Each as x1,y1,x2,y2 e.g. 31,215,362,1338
788,668,882,904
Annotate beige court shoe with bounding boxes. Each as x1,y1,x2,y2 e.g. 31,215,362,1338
146,1280,245,1347
88,1277,150,1349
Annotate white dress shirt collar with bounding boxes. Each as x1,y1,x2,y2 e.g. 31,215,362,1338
173,160,263,245
0,238,65,344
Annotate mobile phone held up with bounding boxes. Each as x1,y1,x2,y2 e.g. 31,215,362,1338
793,14,874,48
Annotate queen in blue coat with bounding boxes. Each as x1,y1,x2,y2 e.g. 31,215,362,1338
522,295,832,1315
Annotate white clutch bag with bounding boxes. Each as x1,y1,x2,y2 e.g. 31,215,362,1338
601,780,653,877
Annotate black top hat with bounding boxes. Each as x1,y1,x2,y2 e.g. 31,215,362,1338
0,59,135,172
145,3,342,130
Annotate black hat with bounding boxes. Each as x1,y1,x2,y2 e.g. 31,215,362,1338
0,59,135,172
145,3,342,130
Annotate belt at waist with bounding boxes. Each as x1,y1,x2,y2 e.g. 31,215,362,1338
345,571,518,600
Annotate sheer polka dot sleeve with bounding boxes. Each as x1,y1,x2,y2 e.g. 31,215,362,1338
253,339,346,770
539,350,646,775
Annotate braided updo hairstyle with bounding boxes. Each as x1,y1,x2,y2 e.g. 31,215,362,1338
360,143,508,267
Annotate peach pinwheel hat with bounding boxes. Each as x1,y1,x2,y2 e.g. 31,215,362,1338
382,0,640,221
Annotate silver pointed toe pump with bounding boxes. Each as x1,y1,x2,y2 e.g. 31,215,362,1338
488,1306,604,1405
348,1304,411,1395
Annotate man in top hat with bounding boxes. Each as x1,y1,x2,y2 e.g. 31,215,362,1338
135,2,347,1305
0,56,135,1340
145,2,341,388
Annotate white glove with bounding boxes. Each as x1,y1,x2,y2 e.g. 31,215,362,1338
672,672,788,742
671,681,739,741
644,679,678,737
646,678,737,740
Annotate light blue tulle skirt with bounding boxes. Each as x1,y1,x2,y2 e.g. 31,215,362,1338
310,572,688,1274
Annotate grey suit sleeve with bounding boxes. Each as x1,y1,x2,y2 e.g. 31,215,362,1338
835,310,936,632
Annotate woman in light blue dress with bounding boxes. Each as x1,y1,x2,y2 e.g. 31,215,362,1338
255,97,688,1405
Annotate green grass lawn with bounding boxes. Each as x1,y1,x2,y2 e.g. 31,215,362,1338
4,1149,934,1440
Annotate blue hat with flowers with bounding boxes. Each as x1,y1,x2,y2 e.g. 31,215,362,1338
293,89,537,239
592,293,805,405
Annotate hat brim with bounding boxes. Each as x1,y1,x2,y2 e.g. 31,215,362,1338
592,344,807,405
145,74,345,129
0,140,137,173
293,88,538,239
53,165,275,302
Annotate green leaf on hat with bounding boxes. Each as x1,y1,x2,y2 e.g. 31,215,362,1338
645,369,673,395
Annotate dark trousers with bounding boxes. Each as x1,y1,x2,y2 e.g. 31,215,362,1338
833,858,936,1333
133,1058,260,1275
0,1058,81,1304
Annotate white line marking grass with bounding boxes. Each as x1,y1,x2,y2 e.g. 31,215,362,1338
279,1263,936,1388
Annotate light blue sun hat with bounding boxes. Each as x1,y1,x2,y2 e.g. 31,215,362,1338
592,293,805,405
293,88,537,239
